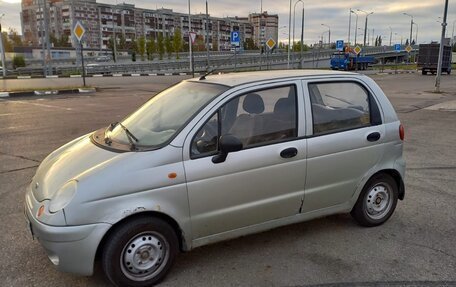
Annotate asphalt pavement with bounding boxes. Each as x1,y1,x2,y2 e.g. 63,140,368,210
0,72,455,287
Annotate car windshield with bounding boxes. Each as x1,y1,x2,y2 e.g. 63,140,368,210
108,81,228,148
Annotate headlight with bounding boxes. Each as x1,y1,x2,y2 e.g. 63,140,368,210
49,181,77,213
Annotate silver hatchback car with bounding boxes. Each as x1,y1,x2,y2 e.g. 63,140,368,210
25,70,405,286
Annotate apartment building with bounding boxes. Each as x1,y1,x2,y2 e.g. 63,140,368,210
21,0,277,51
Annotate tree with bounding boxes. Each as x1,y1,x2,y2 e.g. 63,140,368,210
12,55,26,68
8,28,23,47
212,36,218,51
173,28,182,59
118,34,126,50
165,35,173,59
244,38,257,50
157,34,164,60
138,36,146,61
1,32,13,52
146,39,156,60
292,41,309,52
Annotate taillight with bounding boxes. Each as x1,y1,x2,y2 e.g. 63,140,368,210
399,124,405,141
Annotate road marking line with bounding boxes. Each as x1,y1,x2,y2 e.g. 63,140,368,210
14,101,73,111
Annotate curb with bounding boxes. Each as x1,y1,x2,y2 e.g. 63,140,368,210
0,72,202,80
375,70,417,75
3,88,87,98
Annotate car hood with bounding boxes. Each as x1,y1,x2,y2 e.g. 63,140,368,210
32,133,119,202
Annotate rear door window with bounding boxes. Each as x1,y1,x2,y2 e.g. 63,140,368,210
308,82,372,135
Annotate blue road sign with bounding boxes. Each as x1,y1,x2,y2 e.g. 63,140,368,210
394,44,401,52
336,40,344,51
231,31,240,47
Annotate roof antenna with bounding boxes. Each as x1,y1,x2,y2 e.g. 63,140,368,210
199,49,239,80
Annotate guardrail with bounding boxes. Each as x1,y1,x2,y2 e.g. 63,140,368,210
4,45,420,77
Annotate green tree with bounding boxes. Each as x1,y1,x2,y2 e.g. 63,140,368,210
212,37,218,51
58,34,70,47
165,35,173,59
118,34,126,50
1,32,13,52
138,36,146,61
146,39,156,60
173,28,182,59
244,38,257,50
12,55,26,68
157,34,164,60
9,28,23,47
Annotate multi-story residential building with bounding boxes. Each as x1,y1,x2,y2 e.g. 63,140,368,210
20,0,277,51
249,12,279,48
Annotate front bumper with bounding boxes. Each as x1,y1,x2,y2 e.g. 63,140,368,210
24,187,111,276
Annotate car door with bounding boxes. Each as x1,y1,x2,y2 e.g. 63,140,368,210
182,82,307,240
301,78,386,213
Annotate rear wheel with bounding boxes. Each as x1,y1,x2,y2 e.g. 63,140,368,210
351,174,398,227
102,216,179,287
422,70,427,75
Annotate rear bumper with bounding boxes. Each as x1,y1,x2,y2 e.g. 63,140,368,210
24,189,111,276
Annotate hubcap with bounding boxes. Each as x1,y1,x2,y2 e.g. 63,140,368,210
365,183,392,220
120,232,168,281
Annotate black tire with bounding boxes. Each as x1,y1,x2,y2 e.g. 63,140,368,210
102,216,179,287
351,173,398,227
422,70,427,75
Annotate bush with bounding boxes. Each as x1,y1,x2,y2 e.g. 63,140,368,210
13,55,26,68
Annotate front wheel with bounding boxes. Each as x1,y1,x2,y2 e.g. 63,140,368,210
102,216,179,287
351,174,398,227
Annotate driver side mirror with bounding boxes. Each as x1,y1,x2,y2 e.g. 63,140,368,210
212,135,243,164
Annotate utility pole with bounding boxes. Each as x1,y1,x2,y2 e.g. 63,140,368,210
358,9,373,47
299,6,304,68
0,14,6,77
44,0,52,75
188,0,193,76
348,9,352,46
287,0,292,69
206,0,210,71
321,24,330,47
111,2,117,62
389,27,392,46
353,10,358,46
435,0,449,93
403,13,414,45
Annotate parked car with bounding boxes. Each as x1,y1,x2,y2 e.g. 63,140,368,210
24,70,405,286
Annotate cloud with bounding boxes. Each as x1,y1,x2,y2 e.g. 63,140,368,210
0,0,454,44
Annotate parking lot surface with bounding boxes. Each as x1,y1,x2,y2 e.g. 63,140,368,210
0,73,455,287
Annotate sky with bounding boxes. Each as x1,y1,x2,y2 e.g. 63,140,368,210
0,0,455,45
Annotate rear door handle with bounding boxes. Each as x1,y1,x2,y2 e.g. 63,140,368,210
367,132,381,142
280,147,298,159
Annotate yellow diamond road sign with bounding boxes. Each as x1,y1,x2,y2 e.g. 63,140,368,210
354,45,362,55
405,45,413,53
266,38,276,50
73,21,86,42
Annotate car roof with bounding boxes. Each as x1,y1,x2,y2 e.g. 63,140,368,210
188,70,359,87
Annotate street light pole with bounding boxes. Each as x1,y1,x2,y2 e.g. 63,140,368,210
0,13,6,77
403,13,414,45
352,10,358,46
188,0,193,76
435,0,449,93
358,9,373,47
292,0,303,50
321,24,330,47
300,6,304,68
389,26,392,46
451,20,455,45
287,0,292,69
112,1,117,62
348,9,352,46
413,22,418,45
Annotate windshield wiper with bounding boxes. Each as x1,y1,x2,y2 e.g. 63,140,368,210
104,122,139,150
118,122,139,150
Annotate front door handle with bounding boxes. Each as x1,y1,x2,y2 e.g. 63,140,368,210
367,132,381,142
280,147,298,159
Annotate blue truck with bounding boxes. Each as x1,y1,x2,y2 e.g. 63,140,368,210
330,50,376,71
